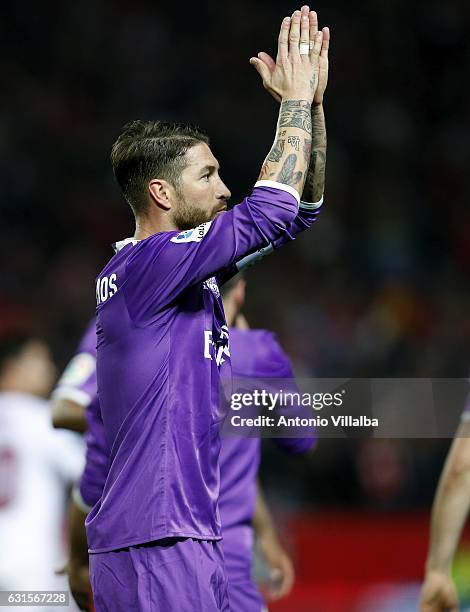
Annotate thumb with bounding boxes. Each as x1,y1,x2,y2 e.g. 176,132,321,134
249,57,271,84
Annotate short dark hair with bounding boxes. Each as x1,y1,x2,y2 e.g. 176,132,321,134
111,120,209,215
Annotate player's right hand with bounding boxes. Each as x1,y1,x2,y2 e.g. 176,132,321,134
250,6,323,104
419,570,459,612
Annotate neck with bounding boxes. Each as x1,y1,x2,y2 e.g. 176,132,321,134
134,212,177,240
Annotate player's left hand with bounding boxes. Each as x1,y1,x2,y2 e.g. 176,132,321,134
251,9,330,106
259,536,295,600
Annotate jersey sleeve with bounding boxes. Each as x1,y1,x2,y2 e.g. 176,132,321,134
217,200,323,285
272,199,323,249
124,182,299,317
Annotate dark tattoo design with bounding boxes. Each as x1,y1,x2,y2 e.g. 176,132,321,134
302,138,312,163
287,136,300,151
267,138,285,163
258,160,277,181
310,74,318,92
278,100,312,134
304,150,326,201
277,154,303,187
301,105,327,202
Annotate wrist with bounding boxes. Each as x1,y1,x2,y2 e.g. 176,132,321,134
426,557,452,575
281,96,312,106
258,529,281,548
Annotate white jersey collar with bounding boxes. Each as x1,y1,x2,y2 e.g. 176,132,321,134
113,237,140,253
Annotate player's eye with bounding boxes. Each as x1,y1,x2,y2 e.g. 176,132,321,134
201,174,210,181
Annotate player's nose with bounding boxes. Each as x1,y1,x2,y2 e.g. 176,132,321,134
218,180,231,201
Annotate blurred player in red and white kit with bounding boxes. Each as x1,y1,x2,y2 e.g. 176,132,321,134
0,334,84,608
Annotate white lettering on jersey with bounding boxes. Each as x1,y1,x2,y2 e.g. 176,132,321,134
204,331,213,360
170,221,212,243
96,273,118,305
204,325,230,366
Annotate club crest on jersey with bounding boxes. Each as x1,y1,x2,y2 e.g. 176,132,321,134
170,221,212,243
203,276,220,298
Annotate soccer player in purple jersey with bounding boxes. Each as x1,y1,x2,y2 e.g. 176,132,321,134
84,9,327,611
419,401,470,612
55,7,329,610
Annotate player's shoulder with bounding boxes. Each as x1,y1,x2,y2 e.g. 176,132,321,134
123,229,197,268
106,223,215,273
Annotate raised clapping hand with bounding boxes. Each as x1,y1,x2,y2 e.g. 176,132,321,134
250,6,330,106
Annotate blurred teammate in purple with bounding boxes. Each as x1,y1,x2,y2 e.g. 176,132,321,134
53,7,329,610
217,277,316,611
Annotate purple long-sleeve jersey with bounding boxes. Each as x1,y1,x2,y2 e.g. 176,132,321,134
57,186,322,557
84,182,310,553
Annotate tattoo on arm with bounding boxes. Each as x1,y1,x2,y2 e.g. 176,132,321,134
257,160,275,181
310,73,318,93
267,138,285,162
278,154,303,187
302,105,327,202
302,138,312,163
278,100,312,134
287,136,300,151
258,100,312,191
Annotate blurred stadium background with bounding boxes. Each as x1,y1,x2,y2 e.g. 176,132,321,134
1,0,470,610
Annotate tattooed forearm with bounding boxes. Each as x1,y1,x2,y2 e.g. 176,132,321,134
301,104,327,203
258,99,312,192
278,100,312,134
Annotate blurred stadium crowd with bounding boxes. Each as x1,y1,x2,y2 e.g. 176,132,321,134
1,0,469,512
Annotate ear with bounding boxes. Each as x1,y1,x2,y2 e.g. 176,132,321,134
148,179,172,211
